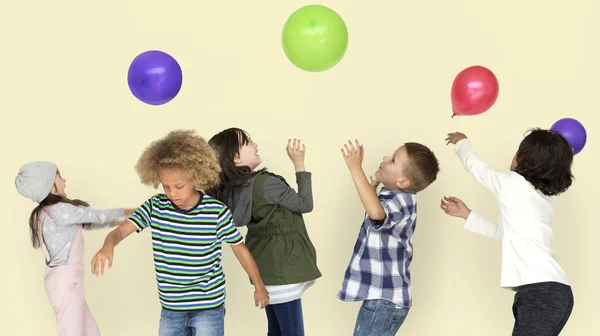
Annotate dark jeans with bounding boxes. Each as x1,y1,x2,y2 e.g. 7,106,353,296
265,299,305,336
512,282,574,336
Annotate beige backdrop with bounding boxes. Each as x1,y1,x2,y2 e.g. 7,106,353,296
1,0,597,335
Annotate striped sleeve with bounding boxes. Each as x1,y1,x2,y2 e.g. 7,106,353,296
216,205,243,245
128,198,153,232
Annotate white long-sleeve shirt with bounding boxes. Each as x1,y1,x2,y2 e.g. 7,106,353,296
455,139,569,289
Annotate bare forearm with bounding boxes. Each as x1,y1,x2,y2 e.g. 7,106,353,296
232,244,265,288
103,228,125,249
350,167,385,220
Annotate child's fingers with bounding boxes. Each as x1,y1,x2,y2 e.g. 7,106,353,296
344,144,352,156
91,257,98,276
347,140,356,152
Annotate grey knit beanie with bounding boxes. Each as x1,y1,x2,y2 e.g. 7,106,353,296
15,161,58,203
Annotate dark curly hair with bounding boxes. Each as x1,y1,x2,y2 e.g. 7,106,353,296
514,128,574,196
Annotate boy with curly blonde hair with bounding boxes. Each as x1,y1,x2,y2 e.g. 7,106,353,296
91,129,269,336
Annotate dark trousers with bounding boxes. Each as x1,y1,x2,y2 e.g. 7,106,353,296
265,299,304,336
512,282,574,336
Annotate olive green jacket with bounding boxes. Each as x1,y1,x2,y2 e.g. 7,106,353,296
225,171,321,285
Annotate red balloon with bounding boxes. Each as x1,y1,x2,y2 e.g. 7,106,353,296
451,65,499,117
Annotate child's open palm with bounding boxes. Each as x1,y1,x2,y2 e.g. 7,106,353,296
341,139,364,170
440,196,471,219
286,138,305,164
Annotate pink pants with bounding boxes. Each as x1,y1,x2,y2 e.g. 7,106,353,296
44,262,100,336
39,215,100,336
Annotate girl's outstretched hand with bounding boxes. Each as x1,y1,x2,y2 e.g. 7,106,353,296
286,138,306,171
440,196,471,219
445,132,467,145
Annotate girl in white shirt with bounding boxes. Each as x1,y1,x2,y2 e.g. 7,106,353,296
441,129,574,336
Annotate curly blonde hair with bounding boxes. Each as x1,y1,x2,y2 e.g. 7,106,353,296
135,129,221,191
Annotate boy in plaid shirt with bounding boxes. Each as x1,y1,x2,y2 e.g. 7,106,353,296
338,139,439,336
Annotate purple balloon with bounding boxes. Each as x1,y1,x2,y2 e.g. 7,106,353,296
550,118,587,155
127,50,183,105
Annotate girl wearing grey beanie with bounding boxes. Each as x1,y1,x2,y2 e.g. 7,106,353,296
15,161,135,336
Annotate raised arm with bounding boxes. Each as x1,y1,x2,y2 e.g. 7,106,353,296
262,173,313,213
448,134,510,197
341,139,386,220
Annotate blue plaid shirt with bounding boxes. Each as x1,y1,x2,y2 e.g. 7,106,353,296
337,187,417,308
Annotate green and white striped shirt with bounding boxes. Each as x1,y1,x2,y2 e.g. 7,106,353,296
129,193,243,311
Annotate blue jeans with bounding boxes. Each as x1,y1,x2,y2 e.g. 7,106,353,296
158,305,225,336
353,300,409,336
265,299,304,336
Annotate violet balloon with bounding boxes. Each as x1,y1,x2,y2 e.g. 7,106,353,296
127,50,183,105
550,118,587,155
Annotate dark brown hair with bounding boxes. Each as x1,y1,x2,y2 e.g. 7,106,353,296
514,128,574,196
207,127,267,201
404,142,440,193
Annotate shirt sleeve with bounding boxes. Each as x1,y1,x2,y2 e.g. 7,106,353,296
128,199,153,232
48,203,125,228
216,205,244,245
83,223,114,231
365,193,414,231
262,172,313,213
464,211,500,241
454,139,510,198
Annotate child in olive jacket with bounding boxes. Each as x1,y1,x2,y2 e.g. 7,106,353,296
209,128,321,336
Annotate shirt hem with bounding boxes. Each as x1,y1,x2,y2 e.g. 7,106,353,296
336,294,411,308
500,277,570,289
159,301,225,312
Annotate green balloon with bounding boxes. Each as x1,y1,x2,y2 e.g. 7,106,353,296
282,5,349,72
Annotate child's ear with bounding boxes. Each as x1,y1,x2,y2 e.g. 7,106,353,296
396,177,410,190
233,153,241,164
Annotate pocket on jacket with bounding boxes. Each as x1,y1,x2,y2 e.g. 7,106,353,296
285,239,300,266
